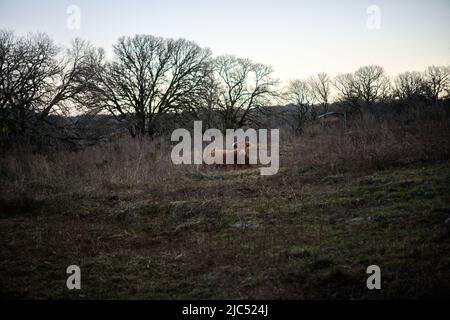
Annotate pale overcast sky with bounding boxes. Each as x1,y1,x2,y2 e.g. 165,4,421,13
1,0,449,82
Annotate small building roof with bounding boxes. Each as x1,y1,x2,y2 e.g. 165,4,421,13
318,111,346,118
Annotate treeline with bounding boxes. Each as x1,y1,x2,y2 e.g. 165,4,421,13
1,30,449,147
283,65,450,133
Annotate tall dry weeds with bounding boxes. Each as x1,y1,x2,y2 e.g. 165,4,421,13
1,110,449,214
282,113,450,174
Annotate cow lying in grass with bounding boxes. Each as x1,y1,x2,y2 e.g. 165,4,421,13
210,142,250,167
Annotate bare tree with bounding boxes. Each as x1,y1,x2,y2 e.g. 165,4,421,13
423,65,449,103
308,72,331,114
353,65,391,105
394,71,427,101
195,72,222,129
85,35,212,136
0,30,99,136
283,79,313,133
214,55,278,129
333,73,361,113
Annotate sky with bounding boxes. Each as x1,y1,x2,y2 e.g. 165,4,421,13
0,0,449,83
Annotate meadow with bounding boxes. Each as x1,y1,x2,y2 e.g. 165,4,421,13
1,110,449,299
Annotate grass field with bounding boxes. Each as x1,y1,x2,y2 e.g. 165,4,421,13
1,152,449,299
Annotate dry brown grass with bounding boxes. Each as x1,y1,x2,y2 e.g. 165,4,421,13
3,137,171,191
282,114,450,174
0,110,449,215
1,109,450,299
